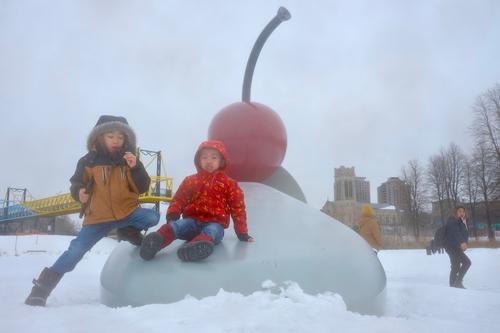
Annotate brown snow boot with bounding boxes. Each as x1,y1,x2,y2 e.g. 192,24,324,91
117,226,144,246
25,267,63,306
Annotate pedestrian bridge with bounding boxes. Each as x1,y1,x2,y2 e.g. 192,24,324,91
0,149,173,224
0,176,173,223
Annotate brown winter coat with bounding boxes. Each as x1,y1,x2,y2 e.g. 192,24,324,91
70,153,150,226
358,216,383,250
70,115,149,225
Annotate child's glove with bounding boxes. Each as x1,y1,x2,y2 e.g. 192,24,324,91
237,233,253,242
166,213,180,224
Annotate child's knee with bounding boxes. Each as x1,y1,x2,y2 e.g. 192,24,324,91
204,223,224,243
149,210,160,226
140,209,160,228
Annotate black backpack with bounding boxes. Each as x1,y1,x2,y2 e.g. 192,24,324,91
433,225,447,248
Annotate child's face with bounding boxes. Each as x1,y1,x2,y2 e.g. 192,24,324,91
199,148,223,173
102,130,125,154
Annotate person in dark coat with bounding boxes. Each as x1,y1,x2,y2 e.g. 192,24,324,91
444,205,471,289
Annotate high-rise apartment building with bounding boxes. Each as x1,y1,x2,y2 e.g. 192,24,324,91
377,177,409,211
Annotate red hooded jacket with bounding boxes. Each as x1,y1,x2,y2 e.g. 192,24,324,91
166,141,248,235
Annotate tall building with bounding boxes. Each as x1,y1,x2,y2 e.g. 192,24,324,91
323,168,403,240
377,177,409,211
334,166,370,203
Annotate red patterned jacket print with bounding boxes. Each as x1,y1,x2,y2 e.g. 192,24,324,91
167,141,248,235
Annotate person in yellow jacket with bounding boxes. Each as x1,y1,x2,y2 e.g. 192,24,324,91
357,204,383,252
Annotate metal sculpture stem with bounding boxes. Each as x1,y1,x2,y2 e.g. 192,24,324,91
242,7,291,103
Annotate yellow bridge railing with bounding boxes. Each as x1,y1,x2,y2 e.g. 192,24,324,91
20,176,173,218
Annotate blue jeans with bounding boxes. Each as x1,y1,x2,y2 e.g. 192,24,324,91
51,207,159,274
170,218,224,244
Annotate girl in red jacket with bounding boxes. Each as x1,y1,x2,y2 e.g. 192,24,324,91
140,140,254,262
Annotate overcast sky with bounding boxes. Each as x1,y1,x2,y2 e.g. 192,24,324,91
1,0,500,209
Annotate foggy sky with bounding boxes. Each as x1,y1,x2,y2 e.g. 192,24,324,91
1,0,500,209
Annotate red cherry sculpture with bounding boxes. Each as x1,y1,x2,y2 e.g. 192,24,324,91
209,101,287,182
208,7,291,182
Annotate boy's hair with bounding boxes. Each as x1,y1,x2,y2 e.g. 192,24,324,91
87,115,136,152
454,205,466,213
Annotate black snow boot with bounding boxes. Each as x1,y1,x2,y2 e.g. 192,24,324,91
25,267,63,306
117,226,144,246
140,232,164,261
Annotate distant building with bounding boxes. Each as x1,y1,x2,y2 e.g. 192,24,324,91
321,200,401,229
377,177,410,211
323,167,406,244
0,215,77,236
333,166,370,203
321,200,403,236
324,166,400,229
322,200,359,228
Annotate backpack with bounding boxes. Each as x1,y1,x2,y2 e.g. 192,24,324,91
433,225,446,248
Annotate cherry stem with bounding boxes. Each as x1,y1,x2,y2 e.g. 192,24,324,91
242,7,291,103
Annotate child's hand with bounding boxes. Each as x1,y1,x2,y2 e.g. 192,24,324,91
79,188,89,203
123,152,137,168
460,242,467,251
237,233,255,242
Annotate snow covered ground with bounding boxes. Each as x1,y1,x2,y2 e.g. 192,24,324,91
1,235,499,333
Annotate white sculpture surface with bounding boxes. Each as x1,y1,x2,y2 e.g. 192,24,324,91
100,183,386,314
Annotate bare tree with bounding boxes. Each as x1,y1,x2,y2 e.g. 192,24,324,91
472,141,498,241
462,157,479,240
472,84,500,196
427,143,466,224
444,142,466,207
402,159,427,240
427,153,447,224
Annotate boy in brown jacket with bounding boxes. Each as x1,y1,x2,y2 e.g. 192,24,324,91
25,115,160,306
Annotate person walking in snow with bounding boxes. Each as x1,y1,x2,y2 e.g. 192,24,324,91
140,140,254,262
357,204,383,252
25,115,160,306
444,205,471,289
